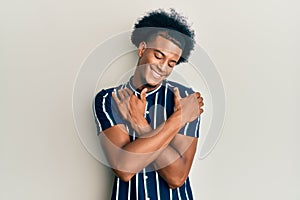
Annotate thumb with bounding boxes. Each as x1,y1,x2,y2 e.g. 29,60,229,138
140,88,148,102
173,87,181,100
173,87,181,110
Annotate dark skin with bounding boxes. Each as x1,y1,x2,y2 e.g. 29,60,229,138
100,35,204,188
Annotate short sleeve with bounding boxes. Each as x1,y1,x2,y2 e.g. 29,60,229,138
93,89,125,134
177,87,201,138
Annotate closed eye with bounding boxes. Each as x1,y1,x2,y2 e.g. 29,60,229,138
168,62,176,68
154,52,163,59
154,49,178,68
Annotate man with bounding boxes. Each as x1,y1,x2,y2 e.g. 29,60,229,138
94,9,204,200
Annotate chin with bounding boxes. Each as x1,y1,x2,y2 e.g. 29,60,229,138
146,79,163,88
146,83,159,88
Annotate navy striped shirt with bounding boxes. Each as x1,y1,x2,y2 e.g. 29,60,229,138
93,79,201,200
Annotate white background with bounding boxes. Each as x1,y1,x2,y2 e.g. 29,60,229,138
1,0,299,199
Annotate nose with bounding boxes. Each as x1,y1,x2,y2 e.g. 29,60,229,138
157,60,168,72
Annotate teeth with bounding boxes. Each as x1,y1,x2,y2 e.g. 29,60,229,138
152,69,161,79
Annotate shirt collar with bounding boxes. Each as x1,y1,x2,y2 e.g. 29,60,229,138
127,76,163,97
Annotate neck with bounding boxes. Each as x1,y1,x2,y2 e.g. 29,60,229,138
131,71,161,92
131,76,158,92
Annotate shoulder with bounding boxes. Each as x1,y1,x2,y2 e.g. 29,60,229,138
94,85,123,102
95,88,113,99
164,80,195,97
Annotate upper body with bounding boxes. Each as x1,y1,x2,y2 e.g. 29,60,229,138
93,9,204,200
94,79,201,200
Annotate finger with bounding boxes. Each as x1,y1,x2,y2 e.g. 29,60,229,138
173,87,182,100
140,88,148,102
121,88,130,97
129,93,140,106
195,92,201,99
198,97,204,104
199,101,204,107
121,89,129,98
112,92,120,104
118,89,125,100
124,88,133,97
199,108,204,114
196,93,203,101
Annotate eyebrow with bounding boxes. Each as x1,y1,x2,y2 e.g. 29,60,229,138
154,49,178,63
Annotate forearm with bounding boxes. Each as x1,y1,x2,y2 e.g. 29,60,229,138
127,112,190,176
102,111,182,179
129,117,152,136
130,118,187,178
129,118,193,188
153,145,187,188
152,136,198,188
123,111,181,152
103,88,203,181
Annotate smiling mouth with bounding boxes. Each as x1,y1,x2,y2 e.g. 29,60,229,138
151,68,164,79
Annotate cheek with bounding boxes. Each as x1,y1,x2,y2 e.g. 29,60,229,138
166,69,173,77
138,56,151,68
141,55,159,65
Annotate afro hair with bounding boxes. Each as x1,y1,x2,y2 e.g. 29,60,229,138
131,8,195,64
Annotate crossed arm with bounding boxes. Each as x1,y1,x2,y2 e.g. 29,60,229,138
99,87,203,188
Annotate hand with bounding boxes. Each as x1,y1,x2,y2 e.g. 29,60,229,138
112,87,150,135
112,88,133,122
128,88,152,135
128,88,148,125
173,87,204,127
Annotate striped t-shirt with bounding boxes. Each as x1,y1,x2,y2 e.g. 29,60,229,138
93,78,201,200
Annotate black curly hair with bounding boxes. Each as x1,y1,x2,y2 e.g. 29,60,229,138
131,8,195,65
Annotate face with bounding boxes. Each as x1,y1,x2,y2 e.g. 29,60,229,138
133,35,182,90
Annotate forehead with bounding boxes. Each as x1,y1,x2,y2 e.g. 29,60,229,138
146,35,182,57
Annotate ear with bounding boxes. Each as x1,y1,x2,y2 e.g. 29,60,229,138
138,41,146,57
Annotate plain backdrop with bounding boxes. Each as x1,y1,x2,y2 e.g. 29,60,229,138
1,0,299,200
